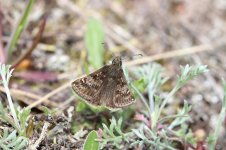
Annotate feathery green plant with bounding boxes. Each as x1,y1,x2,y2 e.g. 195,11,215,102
208,79,226,150
0,128,27,150
132,63,168,118
99,117,133,149
100,64,208,149
131,124,176,150
0,64,31,149
151,65,208,128
0,65,20,130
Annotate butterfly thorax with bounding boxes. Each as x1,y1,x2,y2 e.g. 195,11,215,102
105,64,122,78
112,56,122,67
98,57,123,104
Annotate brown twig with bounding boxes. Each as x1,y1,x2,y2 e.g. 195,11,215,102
27,81,72,109
28,121,50,150
55,96,75,115
58,0,145,56
105,24,145,55
0,86,59,107
162,126,196,149
12,16,47,68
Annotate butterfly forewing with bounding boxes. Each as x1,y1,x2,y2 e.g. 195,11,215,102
72,66,109,105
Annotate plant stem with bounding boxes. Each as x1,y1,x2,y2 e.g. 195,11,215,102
152,86,179,128
2,77,20,130
209,81,226,150
131,83,152,119
159,86,179,115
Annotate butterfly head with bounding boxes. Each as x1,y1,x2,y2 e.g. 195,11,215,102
112,56,122,67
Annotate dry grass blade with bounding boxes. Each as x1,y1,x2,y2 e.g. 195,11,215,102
0,86,59,108
27,81,72,109
28,122,50,150
125,44,215,66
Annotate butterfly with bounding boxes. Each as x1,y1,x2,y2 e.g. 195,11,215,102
71,56,135,110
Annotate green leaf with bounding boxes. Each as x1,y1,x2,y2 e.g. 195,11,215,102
83,130,99,150
223,79,226,107
207,134,215,147
39,106,55,116
132,129,144,139
84,61,90,74
133,77,147,94
0,129,27,150
19,108,30,126
115,117,123,135
177,65,208,88
167,101,192,130
19,108,31,135
85,18,104,69
75,101,87,112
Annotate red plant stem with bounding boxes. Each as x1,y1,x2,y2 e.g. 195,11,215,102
0,6,5,64
12,16,47,68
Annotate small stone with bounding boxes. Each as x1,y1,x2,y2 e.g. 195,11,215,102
194,128,206,141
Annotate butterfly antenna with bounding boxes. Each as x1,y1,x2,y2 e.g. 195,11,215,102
131,54,143,58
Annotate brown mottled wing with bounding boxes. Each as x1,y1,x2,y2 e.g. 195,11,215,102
106,68,135,109
71,65,109,106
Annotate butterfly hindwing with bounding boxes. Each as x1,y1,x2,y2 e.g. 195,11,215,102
106,68,135,108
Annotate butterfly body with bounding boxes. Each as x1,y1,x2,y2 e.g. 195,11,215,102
72,56,135,109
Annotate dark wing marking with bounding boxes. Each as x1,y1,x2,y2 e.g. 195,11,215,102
72,65,109,106
106,68,135,108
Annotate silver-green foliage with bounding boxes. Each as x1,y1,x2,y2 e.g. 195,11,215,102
0,128,28,150
100,64,208,149
0,64,30,149
100,117,133,149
